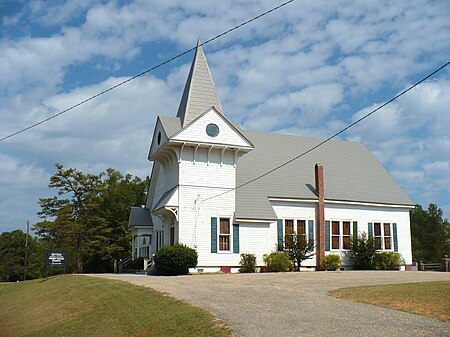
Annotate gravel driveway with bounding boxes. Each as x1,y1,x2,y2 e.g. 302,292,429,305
91,272,450,337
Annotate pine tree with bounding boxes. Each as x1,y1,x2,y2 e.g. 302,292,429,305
410,204,450,262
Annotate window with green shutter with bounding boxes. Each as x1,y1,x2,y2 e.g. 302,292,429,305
393,223,398,252
277,220,283,251
325,220,330,251
368,222,373,239
211,217,217,253
233,224,239,253
308,220,314,243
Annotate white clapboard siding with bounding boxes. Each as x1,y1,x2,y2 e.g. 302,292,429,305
239,224,272,266
172,108,251,147
179,148,235,188
325,203,412,264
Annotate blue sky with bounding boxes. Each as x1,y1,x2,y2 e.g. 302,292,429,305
1,0,449,233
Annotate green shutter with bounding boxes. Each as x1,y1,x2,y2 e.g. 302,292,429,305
277,220,283,251
233,224,239,254
393,223,398,252
211,217,217,253
325,220,330,251
308,220,314,243
368,222,373,238
353,221,358,240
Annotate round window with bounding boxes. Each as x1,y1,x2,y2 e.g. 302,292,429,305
157,131,161,145
206,123,219,137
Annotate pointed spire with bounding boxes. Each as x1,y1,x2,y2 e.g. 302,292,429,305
176,38,223,127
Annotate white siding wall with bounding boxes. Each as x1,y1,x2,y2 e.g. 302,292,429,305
178,185,239,266
149,155,179,255
271,202,317,266
271,201,412,267
239,224,272,265
172,109,251,147
325,203,412,264
180,147,235,187
177,136,239,266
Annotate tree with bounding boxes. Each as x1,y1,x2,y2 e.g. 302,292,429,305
34,163,105,273
85,168,148,272
283,234,314,271
0,230,43,281
347,232,377,270
411,204,450,262
34,164,149,273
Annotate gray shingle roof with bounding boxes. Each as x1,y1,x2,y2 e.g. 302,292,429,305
176,40,223,127
152,186,177,212
128,206,153,228
159,116,181,137
235,130,414,220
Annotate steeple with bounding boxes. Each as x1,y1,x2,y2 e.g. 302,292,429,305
176,39,223,127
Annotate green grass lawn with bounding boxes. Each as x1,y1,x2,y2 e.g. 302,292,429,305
0,275,231,337
330,281,450,323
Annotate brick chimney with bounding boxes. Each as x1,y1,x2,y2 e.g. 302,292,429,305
315,163,325,270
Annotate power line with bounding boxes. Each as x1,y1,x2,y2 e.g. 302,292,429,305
0,0,296,143
202,60,450,202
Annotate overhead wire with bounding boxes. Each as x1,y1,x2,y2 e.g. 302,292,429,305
201,60,450,202
0,0,296,142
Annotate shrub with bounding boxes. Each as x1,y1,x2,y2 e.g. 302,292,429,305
373,252,405,270
283,234,315,271
347,232,377,270
153,244,198,275
321,254,342,271
263,252,293,272
239,253,257,273
126,257,144,270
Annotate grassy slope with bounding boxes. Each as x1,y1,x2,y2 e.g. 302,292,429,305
330,281,450,323
0,275,231,337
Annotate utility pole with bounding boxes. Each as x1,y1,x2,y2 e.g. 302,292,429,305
24,220,29,281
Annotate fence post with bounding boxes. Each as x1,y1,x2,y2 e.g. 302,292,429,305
113,260,117,273
418,261,424,271
442,255,449,272
119,259,123,273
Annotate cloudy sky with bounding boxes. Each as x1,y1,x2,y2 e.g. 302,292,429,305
1,0,449,233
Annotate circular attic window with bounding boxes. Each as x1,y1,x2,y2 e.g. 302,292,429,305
206,123,219,137
157,131,161,145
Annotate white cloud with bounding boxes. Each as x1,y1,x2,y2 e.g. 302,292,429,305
1,0,450,230
347,79,450,217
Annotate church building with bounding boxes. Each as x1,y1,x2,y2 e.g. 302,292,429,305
128,41,414,272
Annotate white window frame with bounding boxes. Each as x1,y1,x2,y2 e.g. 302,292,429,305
283,218,309,241
218,217,233,253
329,219,353,251
372,222,393,251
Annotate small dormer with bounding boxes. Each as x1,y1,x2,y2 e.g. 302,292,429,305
148,117,169,160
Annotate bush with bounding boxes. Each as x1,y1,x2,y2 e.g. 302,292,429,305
263,252,293,272
153,244,198,275
373,252,405,270
347,232,377,270
321,254,342,271
239,253,257,273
